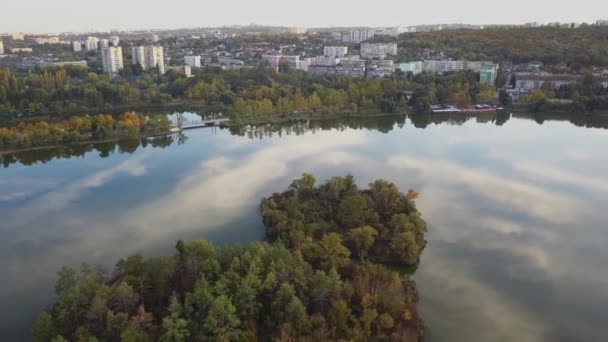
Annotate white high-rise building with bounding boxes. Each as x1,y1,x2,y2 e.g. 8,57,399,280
0,41,4,55
131,46,145,66
342,30,375,43
85,37,99,51
145,46,165,74
184,55,201,68
323,46,348,58
99,39,110,49
72,41,82,52
109,36,120,46
102,46,124,76
132,46,165,74
151,34,159,42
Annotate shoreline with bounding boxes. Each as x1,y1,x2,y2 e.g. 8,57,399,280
0,131,175,156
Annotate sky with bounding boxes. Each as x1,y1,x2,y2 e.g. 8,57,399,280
2,0,607,33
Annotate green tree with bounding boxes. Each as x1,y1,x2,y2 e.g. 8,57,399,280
320,233,351,270
204,295,241,341
32,312,56,342
160,296,190,342
349,226,378,258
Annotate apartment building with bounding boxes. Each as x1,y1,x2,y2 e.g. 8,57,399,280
360,43,398,59
102,46,124,76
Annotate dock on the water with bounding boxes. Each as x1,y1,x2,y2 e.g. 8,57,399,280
172,118,230,131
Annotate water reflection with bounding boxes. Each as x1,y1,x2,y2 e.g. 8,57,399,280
1,114,607,341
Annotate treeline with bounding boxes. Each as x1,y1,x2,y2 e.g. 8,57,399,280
394,26,608,68
0,112,171,150
0,67,173,114
34,175,426,342
1,64,497,117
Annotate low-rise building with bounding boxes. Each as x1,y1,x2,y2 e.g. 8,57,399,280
310,56,340,66
217,57,244,69
10,47,33,53
281,55,300,70
515,73,580,91
261,55,282,69
398,62,422,75
166,65,192,77
479,64,498,85
261,55,300,71
360,43,397,59
323,46,348,58
368,60,395,78
184,55,201,68
37,60,88,68
35,37,60,44
399,59,498,84
308,58,366,78
287,27,307,35
375,26,409,37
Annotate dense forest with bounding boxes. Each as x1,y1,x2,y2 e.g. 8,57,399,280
0,112,171,150
391,26,608,67
33,175,426,342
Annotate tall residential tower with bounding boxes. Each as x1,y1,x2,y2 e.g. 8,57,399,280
102,47,124,76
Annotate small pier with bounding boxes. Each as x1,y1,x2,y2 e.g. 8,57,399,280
171,118,230,132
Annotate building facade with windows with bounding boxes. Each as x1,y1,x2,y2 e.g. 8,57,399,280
342,30,375,43
323,46,348,58
360,43,398,59
85,37,99,51
102,47,124,76
184,55,201,68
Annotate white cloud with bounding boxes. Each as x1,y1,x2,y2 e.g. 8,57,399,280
388,155,585,224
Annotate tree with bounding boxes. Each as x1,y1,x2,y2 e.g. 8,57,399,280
498,89,512,107
336,195,368,227
204,295,242,342
32,312,56,342
289,173,316,194
109,282,139,313
478,85,497,103
349,226,378,258
320,233,351,270
328,299,352,338
160,296,190,342
56,266,77,294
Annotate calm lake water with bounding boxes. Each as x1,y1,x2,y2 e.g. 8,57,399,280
1,113,608,341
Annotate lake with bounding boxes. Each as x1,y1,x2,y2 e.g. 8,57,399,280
1,113,608,341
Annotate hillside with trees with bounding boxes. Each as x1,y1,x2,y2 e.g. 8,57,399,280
33,175,426,342
394,26,608,67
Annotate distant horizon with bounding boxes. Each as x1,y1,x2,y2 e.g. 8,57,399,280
2,20,606,35
3,0,607,33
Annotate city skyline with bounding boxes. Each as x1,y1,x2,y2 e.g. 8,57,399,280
2,0,607,33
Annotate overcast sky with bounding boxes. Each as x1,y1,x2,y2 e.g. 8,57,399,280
2,0,607,33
